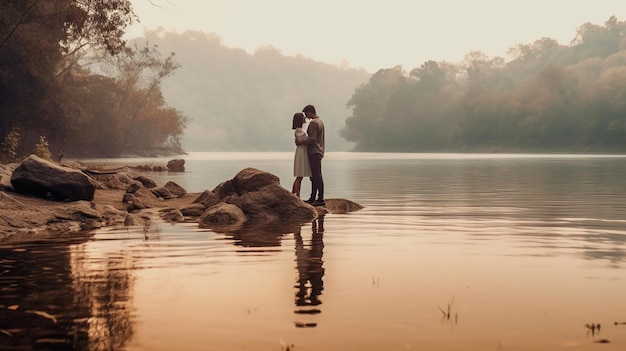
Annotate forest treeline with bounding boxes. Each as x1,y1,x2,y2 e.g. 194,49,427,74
0,0,369,157
0,1,187,160
3,3,625,157
342,16,626,152
137,30,370,151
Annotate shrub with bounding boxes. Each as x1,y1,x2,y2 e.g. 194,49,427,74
34,135,53,161
0,127,21,164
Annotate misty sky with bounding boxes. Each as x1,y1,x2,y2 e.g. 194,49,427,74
127,1,625,72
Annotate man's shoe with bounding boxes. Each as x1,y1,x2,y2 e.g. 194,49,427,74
304,198,315,204
311,199,325,206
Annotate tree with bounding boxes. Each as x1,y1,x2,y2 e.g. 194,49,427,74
0,0,135,156
341,66,406,150
103,42,185,154
586,65,626,145
570,16,626,60
341,16,626,152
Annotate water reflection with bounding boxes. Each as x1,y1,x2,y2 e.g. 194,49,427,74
293,216,325,328
346,157,626,267
215,223,301,250
0,241,135,351
70,246,135,351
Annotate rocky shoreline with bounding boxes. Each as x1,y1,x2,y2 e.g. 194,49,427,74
0,156,363,244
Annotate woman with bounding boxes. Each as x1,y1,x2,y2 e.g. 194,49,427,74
292,112,311,197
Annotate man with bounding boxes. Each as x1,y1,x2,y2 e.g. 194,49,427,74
296,104,325,206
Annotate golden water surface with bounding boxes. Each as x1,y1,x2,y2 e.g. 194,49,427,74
2,152,626,350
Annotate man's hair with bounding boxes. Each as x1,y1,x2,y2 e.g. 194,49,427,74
292,112,305,129
302,104,316,115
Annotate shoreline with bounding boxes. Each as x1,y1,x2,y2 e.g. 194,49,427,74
0,158,363,246
0,188,201,245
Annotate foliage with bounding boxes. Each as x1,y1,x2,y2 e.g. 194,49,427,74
342,16,626,152
0,0,186,157
63,42,187,157
138,30,371,151
33,136,53,161
0,127,21,164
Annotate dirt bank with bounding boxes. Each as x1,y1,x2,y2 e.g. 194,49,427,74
0,189,200,244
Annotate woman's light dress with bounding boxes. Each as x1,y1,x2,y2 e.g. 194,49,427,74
294,127,312,177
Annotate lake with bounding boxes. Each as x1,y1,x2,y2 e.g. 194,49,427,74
2,152,626,351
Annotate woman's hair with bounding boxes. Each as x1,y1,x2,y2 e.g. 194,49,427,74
292,112,305,129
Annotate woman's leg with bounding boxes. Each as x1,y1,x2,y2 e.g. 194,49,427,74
292,177,303,196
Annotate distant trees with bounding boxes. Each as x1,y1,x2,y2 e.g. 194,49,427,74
0,0,187,159
342,16,626,152
62,42,187,157
137,30,370,151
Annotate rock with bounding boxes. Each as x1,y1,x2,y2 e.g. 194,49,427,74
167,159,185,172
315,206,329,216
213,167,317,223
122,193,135,203
151,186,174,199
199,202,247,227
213,167,279,198
0,191,24,210
163,181,187,197
127,188,156,211
180,203,206,217
129,197,150,211
52,201,101,221
11,154,97,201
193,190,220,208
124,213,139,226
123,213,151,227
0,163,16,191
0,163,364,241
91,171,134,190
322,198,364,214
133,175,157,188
126,181,144,193
101,205,125,223
135,188,157,201
161,208,184,222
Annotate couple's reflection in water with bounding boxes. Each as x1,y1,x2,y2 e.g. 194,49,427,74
0,216,326,349
293,215,325,328
216,215,327,329
212,215,327,329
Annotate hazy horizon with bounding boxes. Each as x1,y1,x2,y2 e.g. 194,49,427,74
126,0,625,72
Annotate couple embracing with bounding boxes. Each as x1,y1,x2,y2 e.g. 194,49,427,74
291,104,325,206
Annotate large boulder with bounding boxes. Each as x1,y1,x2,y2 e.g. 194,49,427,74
193,190,220,208
213,167,279,198
167,159,185,172
10,155,97,201
213,167,317,223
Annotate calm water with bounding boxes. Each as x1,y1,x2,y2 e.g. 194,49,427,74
2,152,626,351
